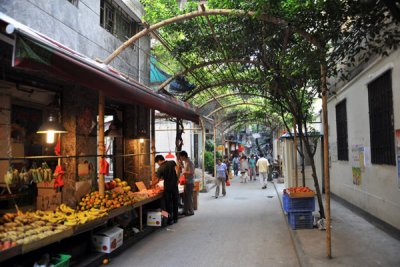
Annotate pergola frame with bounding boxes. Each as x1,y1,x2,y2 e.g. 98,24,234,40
104,5,332,258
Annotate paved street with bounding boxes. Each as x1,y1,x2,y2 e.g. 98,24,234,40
109,177,299,267
109,176,400,267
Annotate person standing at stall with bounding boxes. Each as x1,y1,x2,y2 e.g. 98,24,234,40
178,151,195,216
215,159,228,198
155,155,180,224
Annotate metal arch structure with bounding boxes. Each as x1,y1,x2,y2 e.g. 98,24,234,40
206,102,266,117
104,6,331,257
184,80,265,101
157,59,261,92
198,92,268,109
104,8,320,65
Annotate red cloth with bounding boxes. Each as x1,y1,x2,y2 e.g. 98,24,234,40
54,136,61,156
54,165,65,188
99,158,109,175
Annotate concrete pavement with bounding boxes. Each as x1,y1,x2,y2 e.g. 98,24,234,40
108,175,400,267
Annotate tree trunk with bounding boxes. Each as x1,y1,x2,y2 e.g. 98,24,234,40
297,118,306,186
302,132,325,218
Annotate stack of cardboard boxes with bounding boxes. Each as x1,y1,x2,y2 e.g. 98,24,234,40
36,180,62,210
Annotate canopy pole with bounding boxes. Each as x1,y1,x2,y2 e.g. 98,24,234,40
150,109,156,187
214,126,217,178
98,91,105,197
200,118,207,192
321,63,332,259
293,117,298,187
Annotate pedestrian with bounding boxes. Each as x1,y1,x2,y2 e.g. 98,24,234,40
155,154,179,225
239,155,249,183
232,155,239,176
215,159,228,198
256,153,270,189
249,154,257,181
178,151,195,216
224,156,232,180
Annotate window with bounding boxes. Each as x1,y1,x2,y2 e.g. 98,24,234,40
336,99,348,161
368,70,395,165
100,0,138,42
67,0,79,7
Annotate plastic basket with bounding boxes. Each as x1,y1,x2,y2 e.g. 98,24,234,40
288,212,313,230
283,194,315,212
52,254,71,267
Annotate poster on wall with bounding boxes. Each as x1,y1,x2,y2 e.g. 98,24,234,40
351,145,364,185
363,147,371,167
396,129,400,188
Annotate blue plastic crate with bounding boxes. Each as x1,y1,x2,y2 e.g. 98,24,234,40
288,212,314,230
283,194,315,212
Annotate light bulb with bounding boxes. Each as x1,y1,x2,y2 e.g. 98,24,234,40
139,138,144,143
46,130,55,144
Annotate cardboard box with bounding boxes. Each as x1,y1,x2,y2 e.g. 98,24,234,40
147,211,162,227
92,226,123,253
36,192,62,211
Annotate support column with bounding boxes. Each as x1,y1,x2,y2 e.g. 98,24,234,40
98,91,105,197
293,117,298,187
200,119,206,192
321,63,332,259
150,109,156,186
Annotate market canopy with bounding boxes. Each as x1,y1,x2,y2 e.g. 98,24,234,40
0,13,200,124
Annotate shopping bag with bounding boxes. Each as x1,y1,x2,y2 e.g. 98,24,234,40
226,179,231,186
179,175,186,185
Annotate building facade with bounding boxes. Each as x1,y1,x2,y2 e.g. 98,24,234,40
328,49,400,230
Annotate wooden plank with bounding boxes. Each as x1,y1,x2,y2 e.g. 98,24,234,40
0,244,22,263
73,217,107,236
22,228,73,254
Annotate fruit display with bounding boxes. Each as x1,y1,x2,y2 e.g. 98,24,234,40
0,211,70,249
105,178,131,192
283,186,315,197
0,203,109,250
78,190,133,211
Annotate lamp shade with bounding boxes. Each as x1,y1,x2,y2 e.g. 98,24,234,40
37,115,67,134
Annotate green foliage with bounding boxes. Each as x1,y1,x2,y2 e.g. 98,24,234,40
205,139,214,152
204,151,214,174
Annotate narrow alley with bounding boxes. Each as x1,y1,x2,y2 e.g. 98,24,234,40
108,177,400,267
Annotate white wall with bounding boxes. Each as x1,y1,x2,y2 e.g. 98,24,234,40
155,120,196,161
328,49,400,230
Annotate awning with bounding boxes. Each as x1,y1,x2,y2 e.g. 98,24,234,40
1,13,199,124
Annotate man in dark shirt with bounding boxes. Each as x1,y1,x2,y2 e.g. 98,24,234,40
155,154,179,224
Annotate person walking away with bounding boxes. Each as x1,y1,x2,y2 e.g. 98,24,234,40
178,151,195,216
155,155,179,224
256,154,270,189
215,159,228,198
239,155,249,183
249,154,257,181
232,155,239,176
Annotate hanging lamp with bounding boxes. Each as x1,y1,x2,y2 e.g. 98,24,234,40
37,114,67,144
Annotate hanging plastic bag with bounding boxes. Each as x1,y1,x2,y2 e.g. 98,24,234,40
179,175,186,185
226,179,231,186
99,158,109,175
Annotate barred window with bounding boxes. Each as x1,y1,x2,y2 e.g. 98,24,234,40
336,99,348,161
100,0,139,43
368,70,395,165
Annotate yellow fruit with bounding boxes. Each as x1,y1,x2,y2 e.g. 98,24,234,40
121,181,128,187
114,178,121,183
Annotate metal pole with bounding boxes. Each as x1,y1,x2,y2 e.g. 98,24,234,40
150,109,156,186
98,91,105,197
293,117,298,187
321,63,332,259
201,118,206,192
214,126,217,178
